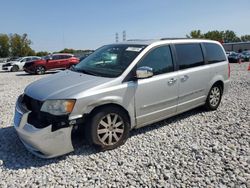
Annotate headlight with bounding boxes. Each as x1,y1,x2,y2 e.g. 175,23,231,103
41,99,76,116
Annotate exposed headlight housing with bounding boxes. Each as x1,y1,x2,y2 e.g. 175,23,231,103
41,99,76,116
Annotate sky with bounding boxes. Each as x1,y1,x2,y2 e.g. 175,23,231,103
0,0,250,52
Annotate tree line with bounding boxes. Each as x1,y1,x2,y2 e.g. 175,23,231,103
186,30,250,43
1,31,250,58
0,33,93,58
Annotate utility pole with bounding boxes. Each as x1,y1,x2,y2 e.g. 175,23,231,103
122,30,126,41
115,33,119,43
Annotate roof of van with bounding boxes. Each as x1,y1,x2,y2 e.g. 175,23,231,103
115,38,218,46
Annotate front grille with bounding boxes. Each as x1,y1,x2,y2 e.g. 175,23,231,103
22,95,43,114
2,63,11,67
22,95,69,130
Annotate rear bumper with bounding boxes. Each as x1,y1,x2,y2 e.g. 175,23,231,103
13,95,74,158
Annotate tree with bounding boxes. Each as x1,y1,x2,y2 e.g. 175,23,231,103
223,30,240,43
59,48,75,54
186,30,204,39
204,30,224,41
241,35,250,42
9,33,34,57
0,34,10,57
186,30,246,43
36,51,49,56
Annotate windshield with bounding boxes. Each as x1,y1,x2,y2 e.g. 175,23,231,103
42,55,51,60
15,57,22,61
73,44,146,78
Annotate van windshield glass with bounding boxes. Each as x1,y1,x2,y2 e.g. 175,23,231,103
73,44,146,77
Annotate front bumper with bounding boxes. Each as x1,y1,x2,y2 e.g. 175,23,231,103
13,96,74,158
2,65,12,71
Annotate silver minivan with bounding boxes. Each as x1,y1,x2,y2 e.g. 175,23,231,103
13,39,230,158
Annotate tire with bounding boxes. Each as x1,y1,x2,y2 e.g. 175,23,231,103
11,65,19,72
69,65,74,70
35,66,46,75
205,84,222,111
85,106,130,150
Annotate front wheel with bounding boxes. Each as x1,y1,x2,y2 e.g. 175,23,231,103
35,66,45,75
85,106,130,150
11,65,19,72
205,84,222,110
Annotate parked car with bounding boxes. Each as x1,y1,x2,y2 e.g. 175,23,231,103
6,57,20,62
79,54,91,62
2,56,41,72
240,51,250,62
226,51,234,57
23,53,79,75
227,52,241,63
13,39,229,158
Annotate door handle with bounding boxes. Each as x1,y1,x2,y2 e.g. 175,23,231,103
181,75,189,82
168,78,177,85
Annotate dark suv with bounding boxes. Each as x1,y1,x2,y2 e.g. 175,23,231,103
24,53,79,74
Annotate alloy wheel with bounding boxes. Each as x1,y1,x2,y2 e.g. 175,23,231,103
209,86,221,107
36,66,45,75
97,113,125,146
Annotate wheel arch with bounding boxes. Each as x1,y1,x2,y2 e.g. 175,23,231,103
36,65,46,70
211,80,224,94
88,103,131,125
208,74,225,95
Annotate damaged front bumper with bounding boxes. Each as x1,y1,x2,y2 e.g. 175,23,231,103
13,96,74,158
2,65,12,71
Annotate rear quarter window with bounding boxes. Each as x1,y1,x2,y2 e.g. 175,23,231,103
204,43,227,64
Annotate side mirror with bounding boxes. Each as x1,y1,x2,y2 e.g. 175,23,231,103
136,66,153,79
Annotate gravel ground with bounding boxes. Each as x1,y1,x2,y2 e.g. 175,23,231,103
0,63,249,187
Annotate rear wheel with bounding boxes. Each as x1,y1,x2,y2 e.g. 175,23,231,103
85,106,130,150
205,84,222,110
35,66,45,75
11,65,19,72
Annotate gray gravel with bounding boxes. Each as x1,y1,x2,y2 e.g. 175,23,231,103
0,63,249,187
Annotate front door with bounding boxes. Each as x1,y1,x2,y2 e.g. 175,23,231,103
134,45,178,128
46,55,61,70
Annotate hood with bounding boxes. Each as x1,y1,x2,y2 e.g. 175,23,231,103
24,70,114,101
8,60,19,65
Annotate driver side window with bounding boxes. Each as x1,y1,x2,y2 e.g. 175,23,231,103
138,45,174,75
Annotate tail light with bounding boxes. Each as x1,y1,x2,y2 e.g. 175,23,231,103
228,63,230,78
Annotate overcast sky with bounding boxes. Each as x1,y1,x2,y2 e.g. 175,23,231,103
0,0,249,52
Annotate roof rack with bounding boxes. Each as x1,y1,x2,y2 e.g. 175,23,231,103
160,37,189,40
126,39,155,41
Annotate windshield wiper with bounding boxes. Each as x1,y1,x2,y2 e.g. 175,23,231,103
72,67,98,76
81,69,98,76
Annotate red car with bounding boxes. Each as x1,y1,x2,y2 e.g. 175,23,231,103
23,53,79,75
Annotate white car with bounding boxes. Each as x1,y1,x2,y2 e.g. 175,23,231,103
2,56,41,72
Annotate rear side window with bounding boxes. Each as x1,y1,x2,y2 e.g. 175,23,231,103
138,45,174,75
52,55,60,60
60,55,72,59
175,43,204,70
204,43,227,63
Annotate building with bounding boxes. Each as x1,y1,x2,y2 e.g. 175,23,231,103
223,42,250,52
